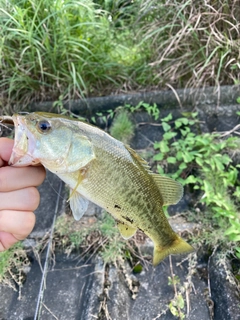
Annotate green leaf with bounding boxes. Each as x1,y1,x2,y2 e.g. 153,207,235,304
163,131,177,140
179,162,187,170
153,153,164,161
176,151,183,161
224,225,240,236
159,140,170,153
229,234,240,242
214,157,224,171
162,122,171,132
180,128,190,136
157,165,164,174
167,157,177,164
196,157,204,167
161,113,172,122
175,117,189,128
177,294,184,309
185,175,198,184
182,151,194,163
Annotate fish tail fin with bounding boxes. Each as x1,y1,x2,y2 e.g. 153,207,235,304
153,236,194,266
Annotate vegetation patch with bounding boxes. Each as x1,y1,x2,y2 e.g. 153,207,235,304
0,243,30,290
54,212,147,266
0,0,239,111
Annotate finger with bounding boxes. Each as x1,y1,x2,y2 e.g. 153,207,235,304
0,187,40,211
0,138,14,166
0,166,46,192
0,210,36,251
0,231,20,251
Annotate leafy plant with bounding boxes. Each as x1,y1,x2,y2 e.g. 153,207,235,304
168,271,185,319
125,101,160,120
153,111,240,255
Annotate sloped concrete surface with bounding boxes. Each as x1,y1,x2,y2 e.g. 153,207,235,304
209,252,240,320
1,89,240,320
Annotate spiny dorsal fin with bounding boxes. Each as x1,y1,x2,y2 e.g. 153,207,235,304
151,174,183,206
125,145,150,171
125,145,183,205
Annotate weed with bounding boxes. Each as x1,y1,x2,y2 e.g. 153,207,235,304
125,101,160,120
109,109,134,144
54,212,128,264
153,110,240,257
0,0,148,109
138,0,240,88
0,242,29,288
168,257,186,320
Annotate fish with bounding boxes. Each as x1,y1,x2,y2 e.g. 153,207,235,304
0,112,193,265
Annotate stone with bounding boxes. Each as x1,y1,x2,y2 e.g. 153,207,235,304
107,256,211,320
208,251,240,320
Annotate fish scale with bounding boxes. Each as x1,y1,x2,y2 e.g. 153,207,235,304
1,112,194,266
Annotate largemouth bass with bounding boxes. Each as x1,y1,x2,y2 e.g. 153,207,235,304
1,112,193,265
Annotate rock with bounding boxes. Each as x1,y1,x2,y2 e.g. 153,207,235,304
0,253,103,320
208,251,240,320
106,256,211,320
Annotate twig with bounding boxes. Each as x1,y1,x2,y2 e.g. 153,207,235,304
218,124,240,137
166,83,183,109
42,303,59,320
169,256,182,318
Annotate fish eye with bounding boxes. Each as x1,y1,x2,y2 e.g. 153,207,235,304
37,120,52,133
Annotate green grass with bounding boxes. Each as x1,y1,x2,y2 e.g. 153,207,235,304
0,0,149,109
0,0,239,112
0,242,29,286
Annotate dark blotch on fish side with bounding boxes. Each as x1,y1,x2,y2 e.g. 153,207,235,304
114,204,121,210
123,216,134,224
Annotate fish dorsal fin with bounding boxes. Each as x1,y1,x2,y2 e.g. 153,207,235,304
69,191,89,220
125,145,183,205
125,145,150,171
117,221,137,239
151,174,183,206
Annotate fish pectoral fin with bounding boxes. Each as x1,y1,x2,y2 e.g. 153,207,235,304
117,222,137,239
69,191,89,221
151,174,183,205
153,236,194,266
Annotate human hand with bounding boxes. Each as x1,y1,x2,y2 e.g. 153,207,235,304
0,138,46,251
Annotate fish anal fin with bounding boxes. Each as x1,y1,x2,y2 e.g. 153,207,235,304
117,221,137,240
153,236,194,266
151,174,183,205
69,191,89,221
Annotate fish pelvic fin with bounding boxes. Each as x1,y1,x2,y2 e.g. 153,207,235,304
117,221,137,239
153,236,194,266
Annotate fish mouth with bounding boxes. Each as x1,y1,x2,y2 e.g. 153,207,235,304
0,115,14,126
5,114,40,167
